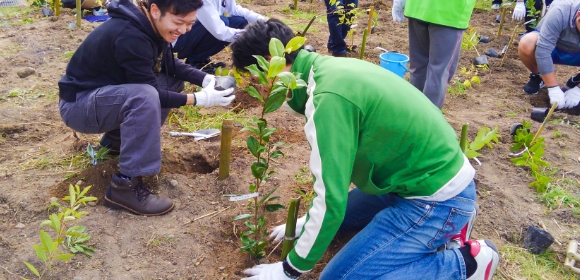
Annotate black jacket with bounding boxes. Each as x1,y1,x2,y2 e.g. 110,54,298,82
58,0,205,108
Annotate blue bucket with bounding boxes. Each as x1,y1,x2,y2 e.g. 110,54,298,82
379,52,409,78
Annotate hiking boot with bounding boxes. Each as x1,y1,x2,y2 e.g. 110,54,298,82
466,239,500,280
564,74,580,90
99,129,121,156
104,173,174,216
188,59,227,75
523,73,545,94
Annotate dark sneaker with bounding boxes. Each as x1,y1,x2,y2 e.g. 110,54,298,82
466,239,500,280
523,73,544,94
189,59,227,74
104,173,174,216
564,74,580,90
99,130,121,156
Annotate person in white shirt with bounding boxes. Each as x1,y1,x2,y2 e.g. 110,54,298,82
172,0,267,73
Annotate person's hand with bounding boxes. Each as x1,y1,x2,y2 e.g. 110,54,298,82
564,86,580,109
257,15,269,22
513,1,526,21
270,216,306,242
243,262,293,280
202,74,215,88
548,86,566,109
391,0,406,23
194,79,235,107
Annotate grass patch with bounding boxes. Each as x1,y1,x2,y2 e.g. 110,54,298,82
498,245,578,279
474,0,493,11
0,6,37,18
167,104,250,132
63,51,75,59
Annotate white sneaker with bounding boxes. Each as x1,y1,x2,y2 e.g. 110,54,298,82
466,239,500,280
491,4,500,10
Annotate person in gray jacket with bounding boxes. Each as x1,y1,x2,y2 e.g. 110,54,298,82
518,0,580,109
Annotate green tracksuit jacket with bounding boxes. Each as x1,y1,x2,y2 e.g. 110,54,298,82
284,50,474,272
405,0,475,29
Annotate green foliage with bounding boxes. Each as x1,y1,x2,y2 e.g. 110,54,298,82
463,126,501,159
25,185,97,279
461,27,480,52
448,66,482,96
295,187,315,211
539,183,580,211
86,144,111,165
510,120,550,193
526,0,541,29
234,37,307,259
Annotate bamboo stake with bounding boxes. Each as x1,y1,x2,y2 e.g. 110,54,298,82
301,16,317,37
75,0,82,28
359,6,374,60
530,101,558,146
293,0,297,10
497,4,509,37
460,124,469,153
281,198,300,260
55,0,61,16
218,119,234,180
500,23,521,67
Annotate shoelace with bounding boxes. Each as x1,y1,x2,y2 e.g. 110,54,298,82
130,183,153,202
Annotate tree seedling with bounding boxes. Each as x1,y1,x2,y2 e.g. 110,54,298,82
232,37,307,260
24,185,97,279
459,124,501,165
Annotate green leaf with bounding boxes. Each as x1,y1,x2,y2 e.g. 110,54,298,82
247,136,260,157
269,38,285,57
249,184,257,193
24,262,40,277
78,185,91,198
50,213,61,233
295,78,307,88
55,253,75,262
77,197,97,205
267,196,281,202
285,36,306,53
262,128,276,138
265,204,285,212
32,244,47,262
40,230,53,254
253,55,270,72
464,149,480,159
267,56,286,78
245,86,264,103
69,184,76,208
232,214,252,221
264,86,288,113
246,64,268,85
277,72,296,88
259,186,279,204
251,161,266,179
271,150,284,159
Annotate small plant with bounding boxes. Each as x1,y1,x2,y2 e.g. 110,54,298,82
24,185,97,279
462,126,501,159
232,37,307,259
295,187,315,211
461,27,480,53
86,144,111,165
510,120,551,193
448,66,482,95
526,0,541,29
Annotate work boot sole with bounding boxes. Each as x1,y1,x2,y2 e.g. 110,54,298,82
104,195,175,216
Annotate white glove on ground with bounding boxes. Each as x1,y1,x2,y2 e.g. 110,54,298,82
548,86,566,109
513,1,526,21
392,0,406,23
491,3,500,10
564,86,580,109
243,262,292,280
270,216,306,242
194,79,235,107
202,74,215,88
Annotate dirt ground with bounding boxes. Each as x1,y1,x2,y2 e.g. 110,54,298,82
2,1,580,279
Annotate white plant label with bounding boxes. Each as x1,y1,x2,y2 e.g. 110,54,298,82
229,192,259,201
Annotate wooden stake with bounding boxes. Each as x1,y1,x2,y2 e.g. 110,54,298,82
497,5,509,37
76,0,82,28
218,119,234,180
530,101,558,146
500,23,521,67
301,16,318,37
55,0,61,16
281,198,300,260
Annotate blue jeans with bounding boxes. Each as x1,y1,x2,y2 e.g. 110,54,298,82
324,0,357,55
320,181,477,279
173,16,248,63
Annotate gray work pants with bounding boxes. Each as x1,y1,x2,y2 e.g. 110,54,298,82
59,74,184,177
408,18,464,108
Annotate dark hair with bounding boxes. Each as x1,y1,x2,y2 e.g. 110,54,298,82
148,0,203,16
231,19,301,71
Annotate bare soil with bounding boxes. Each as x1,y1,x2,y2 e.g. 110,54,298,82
1,2,580,280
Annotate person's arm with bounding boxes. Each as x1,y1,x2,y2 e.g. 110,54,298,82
229,1,267,23
115,35,186,108
285,93,360,273
195,0,242,42
536,6,566,87
169,54,207,86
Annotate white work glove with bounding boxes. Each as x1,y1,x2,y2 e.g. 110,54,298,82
564,86,580,109
270,216,306,242
548,86,566,109
194,79,235,107
491,3,500,10
243,262,293,280
391,0,406,23
513,1,526,21
256,15,269,22
202,74,215,88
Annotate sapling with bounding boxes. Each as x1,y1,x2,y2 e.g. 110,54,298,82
232,37,307,259
459,124,501,165
24,185,97,279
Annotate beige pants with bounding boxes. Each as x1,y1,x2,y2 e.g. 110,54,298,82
81,0,102,9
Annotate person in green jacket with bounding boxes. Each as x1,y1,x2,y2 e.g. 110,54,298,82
392,0,476,108
231,19,499,280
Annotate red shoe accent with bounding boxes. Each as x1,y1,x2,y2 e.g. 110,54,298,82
484,261,493,280
467,240,481,256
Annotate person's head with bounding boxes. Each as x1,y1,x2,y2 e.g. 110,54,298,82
147,0,203,43
231,19,300,71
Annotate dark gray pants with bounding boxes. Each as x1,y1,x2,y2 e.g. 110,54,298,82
408,19,464,108
59,75,184,177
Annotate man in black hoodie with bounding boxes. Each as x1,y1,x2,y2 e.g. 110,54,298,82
58,0,235,216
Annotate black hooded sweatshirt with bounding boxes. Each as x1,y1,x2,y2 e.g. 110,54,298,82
58,0,206,108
